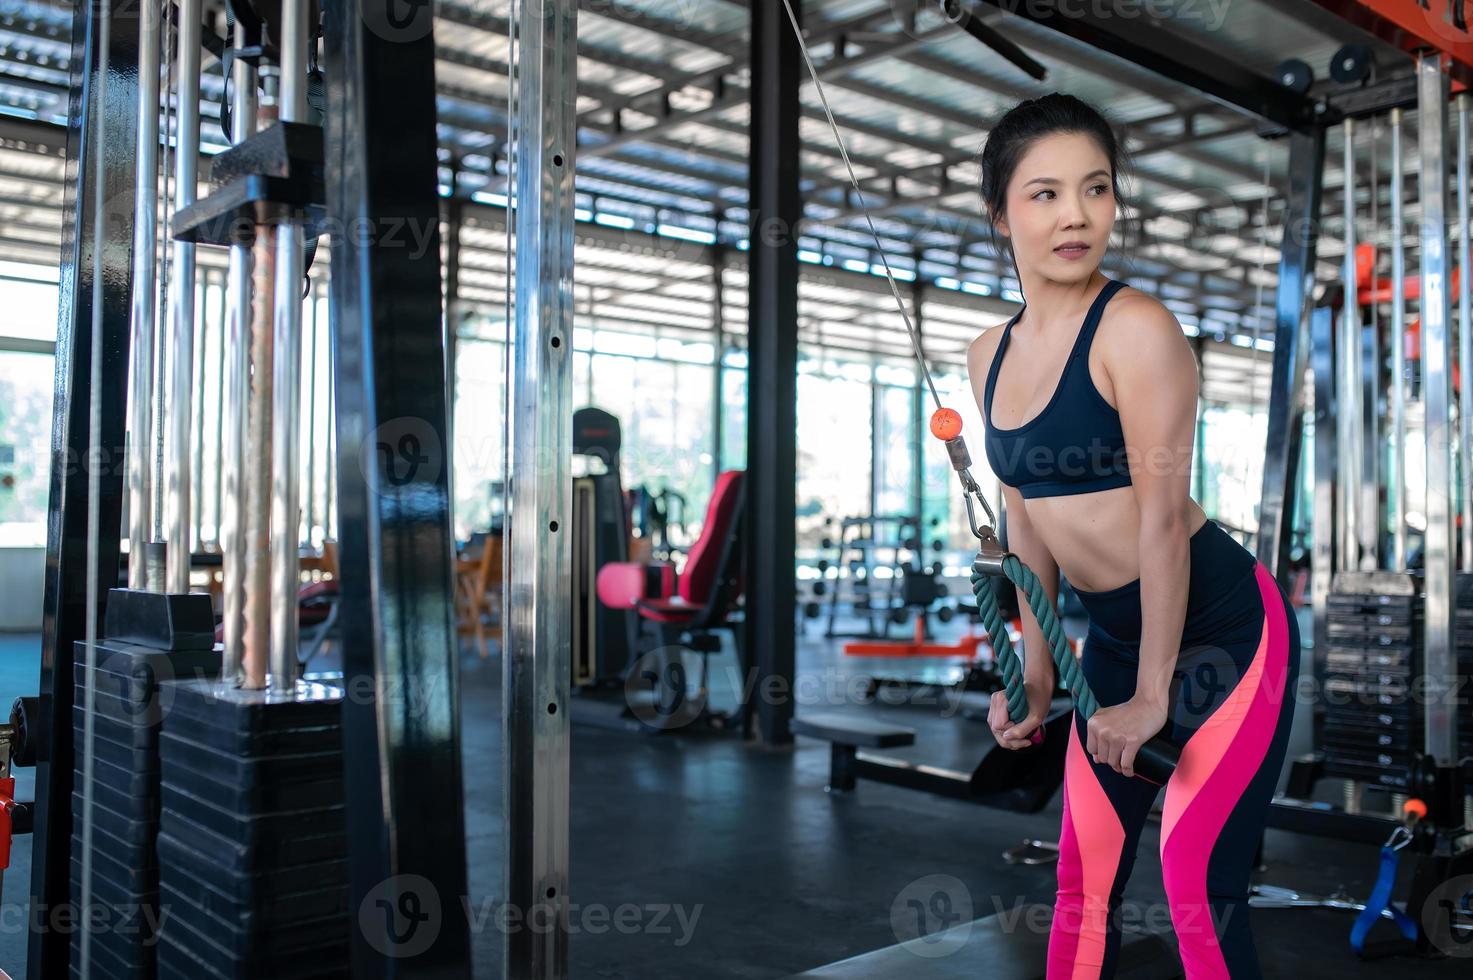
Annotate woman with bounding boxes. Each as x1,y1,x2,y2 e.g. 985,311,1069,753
970,93,1301,980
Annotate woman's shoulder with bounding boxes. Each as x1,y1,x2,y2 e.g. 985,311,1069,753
1101,281,1190,346
966,311,1019,371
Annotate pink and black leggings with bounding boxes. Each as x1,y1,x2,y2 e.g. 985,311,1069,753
1048,519,1301,979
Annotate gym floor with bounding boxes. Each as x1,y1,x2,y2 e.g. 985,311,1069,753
2,624,1467,978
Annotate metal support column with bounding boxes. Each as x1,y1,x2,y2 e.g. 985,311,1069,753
746,0,801,748
30,0,139,976
1310,303,1337,741
910,276,925,522
1416,52,1460,781
321,0,471,971
1338,118,1363,573
504,0,576,977
1390,107,1409,569
1458,94,1473,571
712,240,726,482
1257,125,1325,582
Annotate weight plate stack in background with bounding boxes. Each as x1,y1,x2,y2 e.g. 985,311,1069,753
70,637,221,980
1322,571,1422,790
155,677,350,980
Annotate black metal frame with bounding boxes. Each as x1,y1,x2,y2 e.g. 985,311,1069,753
969,0,1323,132
321,0,471,973
744,0,801,748
1257,125,1327,581
28,2,139,976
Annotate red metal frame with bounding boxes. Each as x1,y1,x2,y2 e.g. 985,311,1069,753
1311,1,1473,86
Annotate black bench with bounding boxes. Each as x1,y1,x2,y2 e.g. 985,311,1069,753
785,903,1182,979
792,701,1071,813
791,713,918,792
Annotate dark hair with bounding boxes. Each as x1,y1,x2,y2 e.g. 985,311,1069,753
979,93,1131,257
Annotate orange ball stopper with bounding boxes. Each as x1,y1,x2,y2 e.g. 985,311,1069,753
930,407,963,441
1404,798,1427,820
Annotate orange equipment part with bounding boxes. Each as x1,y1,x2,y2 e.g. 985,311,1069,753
929,407,963,441
1355,251,1463,306
1403,797,1428,821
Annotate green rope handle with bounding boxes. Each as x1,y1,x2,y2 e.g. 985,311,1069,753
970,556,1099,726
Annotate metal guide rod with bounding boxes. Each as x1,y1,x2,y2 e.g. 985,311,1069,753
505,0,575,973
164,0,202,594
269,0,309,689
243,59,278,691
1417,52,1457,767
1339,117,1361,572
1359,127,1380,568
1459,94,1473,572
1390,108,1407,570
220,19,258,683
126,0,161,592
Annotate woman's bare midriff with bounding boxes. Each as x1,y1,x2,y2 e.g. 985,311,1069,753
1019,487,1207,593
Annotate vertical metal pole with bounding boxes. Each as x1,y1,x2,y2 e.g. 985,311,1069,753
163,0,201,594
1310,303,1336,767
1458,94,1473,571
126,0,160,591
1390,107,1408,570
269,0,308,687
1258,125,1324,582
213,271,227,542
746,0,801,748
306,295,318,547
1360,164,1381,569
712,241,725,482
192,276,208,551
30,0,139,975
220,18,256,683
910,276,925,522
504,0,575,974
1417,52,1458,772
322,0,471,970
1338,117,1361,572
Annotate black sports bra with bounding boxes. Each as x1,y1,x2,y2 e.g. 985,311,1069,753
982,279,1133,499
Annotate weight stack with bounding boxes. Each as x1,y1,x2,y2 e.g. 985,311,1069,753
70,635,221,980
154,677,350,980
1322,571,1422,790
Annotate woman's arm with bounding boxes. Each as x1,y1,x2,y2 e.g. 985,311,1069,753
999,481,1060,689
1085,296,1200,778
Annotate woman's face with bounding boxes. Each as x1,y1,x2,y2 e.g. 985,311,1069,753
993,131,1116,285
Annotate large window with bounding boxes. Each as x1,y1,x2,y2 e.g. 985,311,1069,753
0,268,60,548
795,355,873,554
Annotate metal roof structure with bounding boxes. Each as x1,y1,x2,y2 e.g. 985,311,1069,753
0,0,1421,404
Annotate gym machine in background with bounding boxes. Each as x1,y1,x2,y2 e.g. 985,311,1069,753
1252,43,1472,957
15,0,469,976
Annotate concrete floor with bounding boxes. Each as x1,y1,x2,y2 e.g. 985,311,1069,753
3,614,1470,978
